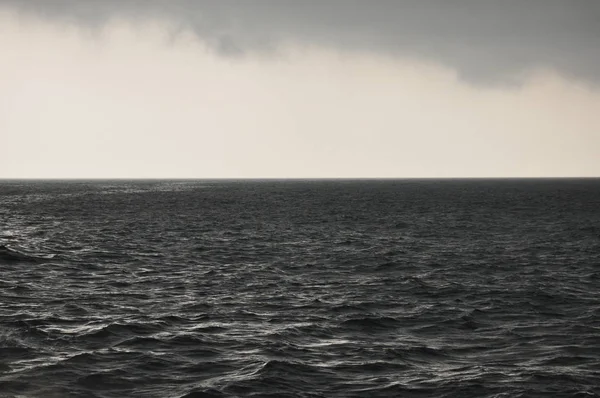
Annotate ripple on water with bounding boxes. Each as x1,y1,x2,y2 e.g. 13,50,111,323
1,180,599,397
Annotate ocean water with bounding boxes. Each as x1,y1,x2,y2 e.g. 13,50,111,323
0,179,599,398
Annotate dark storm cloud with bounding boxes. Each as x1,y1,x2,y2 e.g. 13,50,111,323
2,0,599,85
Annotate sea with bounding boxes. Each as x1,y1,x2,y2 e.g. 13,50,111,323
0,179,599,398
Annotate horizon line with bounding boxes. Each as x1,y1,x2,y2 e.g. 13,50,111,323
1,177,599,181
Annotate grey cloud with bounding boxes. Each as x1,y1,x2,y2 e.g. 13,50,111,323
2,0,599,85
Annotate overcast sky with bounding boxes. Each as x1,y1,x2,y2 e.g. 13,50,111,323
1,0,599,178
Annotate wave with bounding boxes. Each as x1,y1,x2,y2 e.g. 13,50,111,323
81,321,168,340
0,245,50,263
179,388,226,398
339,315,400,330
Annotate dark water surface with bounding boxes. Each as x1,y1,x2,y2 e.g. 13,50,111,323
1,179,599,397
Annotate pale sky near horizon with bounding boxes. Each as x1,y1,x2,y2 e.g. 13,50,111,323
1,1,599,178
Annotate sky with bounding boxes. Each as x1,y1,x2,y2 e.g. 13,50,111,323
1,0,599,178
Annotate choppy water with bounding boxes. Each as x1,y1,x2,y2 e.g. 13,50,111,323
1,179,599,397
